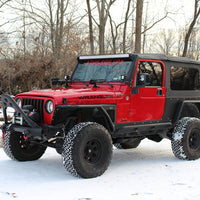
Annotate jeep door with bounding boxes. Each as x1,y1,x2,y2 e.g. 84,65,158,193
130,60,166,122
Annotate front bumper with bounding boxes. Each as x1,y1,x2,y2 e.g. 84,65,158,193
1,94,42,137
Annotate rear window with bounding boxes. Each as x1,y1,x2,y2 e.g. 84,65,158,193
170,66,200,90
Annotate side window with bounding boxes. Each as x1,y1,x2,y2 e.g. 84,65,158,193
170,66,200,90
136,61,163,86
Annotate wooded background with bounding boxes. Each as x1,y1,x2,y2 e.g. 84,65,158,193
0,0,200,94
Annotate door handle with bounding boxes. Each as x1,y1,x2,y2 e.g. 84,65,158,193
157,88,163,96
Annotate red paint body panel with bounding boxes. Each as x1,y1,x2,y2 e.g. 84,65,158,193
129,59,166,122
15,59,167,125
130,87,166,121
15,83,125,125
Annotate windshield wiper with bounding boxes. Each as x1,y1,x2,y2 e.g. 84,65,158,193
105,82,113,88
89,79,113,88
72,79,89,87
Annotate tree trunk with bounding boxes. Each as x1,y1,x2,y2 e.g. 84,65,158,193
99,0,105,54
135,0,143,53
182,0,200,57
86,0,94,54
96,0,116,54
0,0,11,9
123,0,131,53
48,0,67,60
109,13,116,54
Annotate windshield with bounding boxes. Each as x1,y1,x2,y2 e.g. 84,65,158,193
72,59,132,82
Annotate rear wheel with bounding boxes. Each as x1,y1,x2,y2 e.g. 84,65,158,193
62,122,113,178
2,125,46,161
171,117,200,160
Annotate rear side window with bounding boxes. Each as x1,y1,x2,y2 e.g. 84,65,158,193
170,66,200,90
136,61,163,86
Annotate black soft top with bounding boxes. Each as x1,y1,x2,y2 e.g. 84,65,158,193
135,54,200,65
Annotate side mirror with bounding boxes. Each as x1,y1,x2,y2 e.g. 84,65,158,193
64,75,70,81
138,73,151,86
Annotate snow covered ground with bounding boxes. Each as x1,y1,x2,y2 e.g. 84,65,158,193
1,136,200,200
1,107,200,200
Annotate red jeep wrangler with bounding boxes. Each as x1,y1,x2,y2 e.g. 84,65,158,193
1,54,200,178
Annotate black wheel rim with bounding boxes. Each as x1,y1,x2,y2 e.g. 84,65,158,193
19,135,29,149
189,129,200,150
84,139,102,164
18,133,39,154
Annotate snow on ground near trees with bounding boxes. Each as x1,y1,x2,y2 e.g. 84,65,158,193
1,136,200,200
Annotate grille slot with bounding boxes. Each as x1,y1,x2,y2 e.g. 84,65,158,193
22,98,44,122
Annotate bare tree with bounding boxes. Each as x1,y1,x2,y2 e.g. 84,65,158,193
123,0,132,53
185,27,200,59
11,0,81,61
142,5,169,53
134,0,170,54
0,0,12,28
155,29,175,55
108,13,117,54
0,0,11,9
182,0,200,57
86,0,116,54
134,0,143,53
97,0,116,54
108,13,125,54
177,28,184,57
86,0,94,54
48,0,69,60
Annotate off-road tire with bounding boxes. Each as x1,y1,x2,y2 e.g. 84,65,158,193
2,125,46,161
171,117,200,160
62,122,113,178
114,139,141,149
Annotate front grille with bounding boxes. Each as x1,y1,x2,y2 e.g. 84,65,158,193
22,98,44,122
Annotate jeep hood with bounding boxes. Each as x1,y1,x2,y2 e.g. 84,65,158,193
16,87,122,105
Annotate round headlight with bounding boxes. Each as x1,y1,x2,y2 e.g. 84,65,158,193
45,100,54,114
15,98,22,108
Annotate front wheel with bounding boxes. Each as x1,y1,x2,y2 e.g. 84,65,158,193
2,125,47,161
62,122,113,178
171,117,200,160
